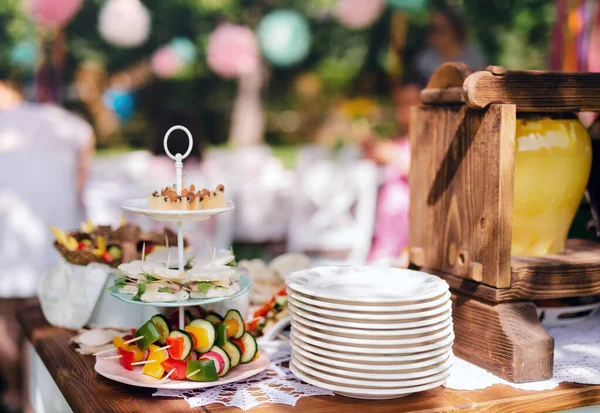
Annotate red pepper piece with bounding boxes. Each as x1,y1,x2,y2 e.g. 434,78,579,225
277,287,287,296
166,336,184,359
160,359,187,380
118,347,135,371
231,338,245,354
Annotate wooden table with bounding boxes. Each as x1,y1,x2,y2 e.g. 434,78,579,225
19,302,600,413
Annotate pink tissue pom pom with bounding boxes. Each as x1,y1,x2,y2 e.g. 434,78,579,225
28,0,83,28
334,0,385,29
151,46,184,79
207,24,260,78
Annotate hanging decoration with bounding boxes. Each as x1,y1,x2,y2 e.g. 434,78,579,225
98,0,151,48
102,88,135,121
387,0,428,14
333,0,385,30
151,46,184,79
10,40,38,72
257,10,311,67
27,0,83,29
207,23,260,78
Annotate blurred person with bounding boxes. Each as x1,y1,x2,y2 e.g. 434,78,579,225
364,82,421,265
413,6,486,84
0,72,94,413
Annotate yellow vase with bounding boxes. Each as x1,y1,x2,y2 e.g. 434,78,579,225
511,115,592,256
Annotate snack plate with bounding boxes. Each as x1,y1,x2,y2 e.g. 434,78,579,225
109,274,252,307
122,198,235,222
95,351,270,390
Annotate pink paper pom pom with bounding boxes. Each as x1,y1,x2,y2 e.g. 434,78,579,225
334,0,386,29
207,24,260,78
151,46,184,79
28,0,83,29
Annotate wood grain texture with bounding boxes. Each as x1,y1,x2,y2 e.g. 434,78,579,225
18,302,600,412
451,292,554,382
464,70,600,111
409,104,515,288
420,62,472,105
425,239,600,303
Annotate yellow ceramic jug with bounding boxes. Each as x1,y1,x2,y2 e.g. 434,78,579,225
512,114,592,256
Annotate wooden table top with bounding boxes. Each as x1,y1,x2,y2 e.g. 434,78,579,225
19,302,600,413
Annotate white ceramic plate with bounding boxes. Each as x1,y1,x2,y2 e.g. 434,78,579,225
287,287,451,313
292,348,452,380
291,336,452,372
122,198,235,222
109,274,252,307
290,361,448,399
290,312,452,338
291,321,453,347
288,302,451,330
94,351,269,389
292,327,454,355
286,266,448,304
288,296,452,321
292,355,450,388
290,330,453,364
291,315,453,345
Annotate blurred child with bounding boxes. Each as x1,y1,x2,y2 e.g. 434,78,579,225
364,83,421,265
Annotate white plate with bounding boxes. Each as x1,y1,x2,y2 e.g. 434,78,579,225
291,336,452,372
290,361,448,399
122,198,235,222
292,348,452,380
291,315,453,345
288,296,452,321
290,330,453,363
292,356,451,388
288,302,451,330
292,321,453,347
109,274,252,307
286,266,448,304
292,327,454,355
94,351,269,389
291,312,452,338
287,287,451,313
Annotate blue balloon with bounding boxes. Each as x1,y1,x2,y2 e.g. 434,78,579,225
169,37,197,65
102,89,135,121
257,10,311,67
10,40,38,71
387,0,428,13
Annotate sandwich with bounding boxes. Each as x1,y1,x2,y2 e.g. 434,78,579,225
145,246,195,269
186,266,240,299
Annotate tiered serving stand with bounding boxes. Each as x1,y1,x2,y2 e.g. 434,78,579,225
96,125,265,389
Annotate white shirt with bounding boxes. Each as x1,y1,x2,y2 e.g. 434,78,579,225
0,102,93,297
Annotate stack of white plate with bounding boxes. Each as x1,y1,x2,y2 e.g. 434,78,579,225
285,265,453,400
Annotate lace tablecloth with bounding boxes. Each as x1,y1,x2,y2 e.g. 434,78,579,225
153,340,334,410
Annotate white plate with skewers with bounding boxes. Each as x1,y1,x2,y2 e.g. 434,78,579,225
94,351,270,390
122,199,235,222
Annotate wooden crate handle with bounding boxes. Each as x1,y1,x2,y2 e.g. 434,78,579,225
464,69,600,112
420,62,472,105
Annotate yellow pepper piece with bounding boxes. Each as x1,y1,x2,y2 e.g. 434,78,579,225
113,336,127,349
143,344,168,379
224,320,238,338
185,326,209,350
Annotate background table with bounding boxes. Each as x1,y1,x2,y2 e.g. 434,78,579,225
19,302,600,413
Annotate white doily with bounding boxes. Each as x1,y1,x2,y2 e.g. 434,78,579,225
446,311,600,391
153,340,334,410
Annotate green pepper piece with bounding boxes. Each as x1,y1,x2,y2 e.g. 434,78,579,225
134,320,162,351
215,323,227,346
186,359,218,382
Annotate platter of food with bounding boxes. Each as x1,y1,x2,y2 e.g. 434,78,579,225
94,307,269,389
122,184,235,221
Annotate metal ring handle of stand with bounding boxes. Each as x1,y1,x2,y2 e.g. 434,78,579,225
163,125,193,330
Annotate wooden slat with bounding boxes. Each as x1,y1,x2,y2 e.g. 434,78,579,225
425,239,600,303
450,292,554,382
17,302,600,412
409,104,515,288
420,62,472,105
464,70,600,111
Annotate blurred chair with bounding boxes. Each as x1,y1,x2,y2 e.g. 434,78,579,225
206,146,294,243
287,158,378,265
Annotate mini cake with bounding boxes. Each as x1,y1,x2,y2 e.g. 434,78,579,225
147,184,226,210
